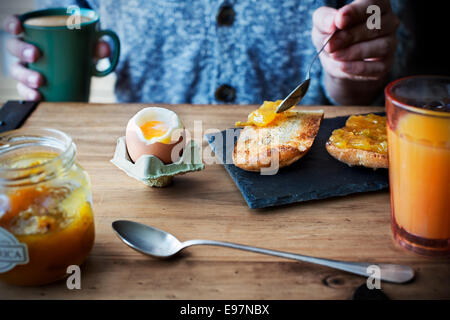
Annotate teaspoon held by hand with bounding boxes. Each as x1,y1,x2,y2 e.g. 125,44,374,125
276,31,337,113
112,220,414,284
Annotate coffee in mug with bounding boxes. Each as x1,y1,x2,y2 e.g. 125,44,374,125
24,15,93,27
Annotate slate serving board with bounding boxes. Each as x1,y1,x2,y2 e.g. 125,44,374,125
205,113,388,209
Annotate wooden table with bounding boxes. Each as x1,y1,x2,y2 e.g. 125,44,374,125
1,102,449,299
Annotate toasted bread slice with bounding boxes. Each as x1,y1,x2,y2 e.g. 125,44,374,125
325,113,388,169
233,110,323,172
325,141,388,169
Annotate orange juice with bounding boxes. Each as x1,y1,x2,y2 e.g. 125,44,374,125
386,76,450,256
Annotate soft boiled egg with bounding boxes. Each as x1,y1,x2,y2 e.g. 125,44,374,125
125,107,185,164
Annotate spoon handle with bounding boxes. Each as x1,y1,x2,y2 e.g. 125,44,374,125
306,30,337,79
182,239,414,284
275,31,338,114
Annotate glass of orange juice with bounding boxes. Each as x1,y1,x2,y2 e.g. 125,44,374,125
385,76,449,256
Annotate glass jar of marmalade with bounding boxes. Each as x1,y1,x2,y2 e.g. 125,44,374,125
0,128,95,285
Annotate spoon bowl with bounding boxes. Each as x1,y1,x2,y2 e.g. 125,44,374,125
112,220,182,258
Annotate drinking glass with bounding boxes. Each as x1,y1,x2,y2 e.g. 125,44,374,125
385,76,449,256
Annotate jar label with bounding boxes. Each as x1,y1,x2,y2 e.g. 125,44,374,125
0,227,29,273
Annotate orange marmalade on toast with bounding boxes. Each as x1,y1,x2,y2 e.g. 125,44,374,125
235,100,295,127
329,114,387,154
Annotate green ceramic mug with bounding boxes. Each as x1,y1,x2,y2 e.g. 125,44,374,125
19,7,120,102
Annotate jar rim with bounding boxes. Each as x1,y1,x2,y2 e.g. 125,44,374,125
0,128,75,185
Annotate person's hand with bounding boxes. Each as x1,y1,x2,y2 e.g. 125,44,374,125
3,15,111,101
312,0,399,81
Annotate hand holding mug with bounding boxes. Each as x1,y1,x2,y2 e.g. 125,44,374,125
3,9,119,102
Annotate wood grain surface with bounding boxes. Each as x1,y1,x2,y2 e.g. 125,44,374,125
1,102,449,299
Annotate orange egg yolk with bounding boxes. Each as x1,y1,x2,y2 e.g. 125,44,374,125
139,121,168,140
235,100,292,127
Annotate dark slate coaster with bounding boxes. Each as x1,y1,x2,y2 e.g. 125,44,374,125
205,113,388,209
0,100,39,133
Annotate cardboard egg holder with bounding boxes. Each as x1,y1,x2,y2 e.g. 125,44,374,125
111,137,204,187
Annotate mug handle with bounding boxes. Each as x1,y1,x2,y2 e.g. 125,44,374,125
92,29,120,77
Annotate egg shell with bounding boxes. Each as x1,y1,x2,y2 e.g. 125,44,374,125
126,130,184,164
125,107,185,164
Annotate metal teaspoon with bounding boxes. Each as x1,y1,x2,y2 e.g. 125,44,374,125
112,220,414,284
275,31,337,113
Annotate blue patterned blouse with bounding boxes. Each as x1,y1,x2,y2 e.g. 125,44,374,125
36,0,412,105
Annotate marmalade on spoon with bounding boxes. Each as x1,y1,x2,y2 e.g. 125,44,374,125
235,100,295,127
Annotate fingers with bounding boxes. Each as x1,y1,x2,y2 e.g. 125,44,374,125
17,82,42,101
3,15,23,35
331,35,397,61
4,16,41,64
335,0,391,29
319,52,393,80
311,26,332,51
340,58,393,79
4,16,43,100
95,40,111,59
313,6,338,34
10,62,45,89
6,37,40,63
330,12,399,52
311,6,339,53
314,1,397,87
